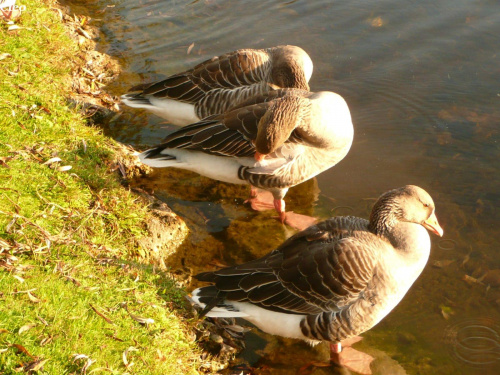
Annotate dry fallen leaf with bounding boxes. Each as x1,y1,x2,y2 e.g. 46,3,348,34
39,336,53,346
122,347,138,369
128,312,154,325
440,304,455,320
64,275,81,286
18,323,36,334
463,274,485,286
122,304,154,325
72,353,95,373
5,216,17,232
27,291,41,303
10,343,34,358
13,275,24,283
23,358,49,372
57,165,72,172
77,27,91,39
432,259,456,268
43,157,62,165
89,303,113,324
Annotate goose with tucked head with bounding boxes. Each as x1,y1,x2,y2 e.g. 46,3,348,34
121,45,313,126
138,88,353,226
190,185,443,374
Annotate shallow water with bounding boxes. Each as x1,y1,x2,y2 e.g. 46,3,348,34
79,0,500,373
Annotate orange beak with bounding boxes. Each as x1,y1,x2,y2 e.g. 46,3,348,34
255,151,266,162
422,211,444,237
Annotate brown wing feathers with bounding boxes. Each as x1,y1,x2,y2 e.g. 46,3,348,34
195,218,377,315
153,118,256,158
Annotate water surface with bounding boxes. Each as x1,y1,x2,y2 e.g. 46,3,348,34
80,0,500,373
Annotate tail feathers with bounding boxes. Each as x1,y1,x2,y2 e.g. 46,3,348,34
138,148,178,168
121,93,153,109
191,287,249,318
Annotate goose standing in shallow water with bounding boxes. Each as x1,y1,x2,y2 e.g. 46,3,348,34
121,45,313,126
190,185,443,374
138,88,353,228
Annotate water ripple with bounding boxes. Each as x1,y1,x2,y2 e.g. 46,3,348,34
443,318,500,367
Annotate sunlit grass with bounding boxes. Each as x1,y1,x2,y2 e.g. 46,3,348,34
0,259,198,374
0,1,201,373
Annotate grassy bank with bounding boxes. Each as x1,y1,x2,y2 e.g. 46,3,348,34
0,1,202,373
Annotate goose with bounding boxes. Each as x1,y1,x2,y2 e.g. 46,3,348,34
138,88,353,227
190,185,444,374
121,45,313,126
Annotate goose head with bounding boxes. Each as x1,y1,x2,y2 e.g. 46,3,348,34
270,46,312,91
369,185,444,237
255,95,309,155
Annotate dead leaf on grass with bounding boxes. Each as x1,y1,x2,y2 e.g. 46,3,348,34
0,156,12,168
10,343,34,358
64,275,81,286
128,311,154,325
77,26,91,39
122,303,154,325
5,216,17,232
18,323,36,334
122,346,138,369
89,303,113,324
43,157,62,165
27,291,41,303
39,336,53,346
23,358,49,372
13,275,25,283
72,353,95,373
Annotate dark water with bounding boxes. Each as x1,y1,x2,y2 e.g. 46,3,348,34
82,0,500,373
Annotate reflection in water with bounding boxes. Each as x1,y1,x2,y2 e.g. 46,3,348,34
77,0,500,373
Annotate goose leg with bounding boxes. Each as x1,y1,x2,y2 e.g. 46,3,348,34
329,341,342,365
244,188,317,230
273,198,286,223
329,338,374,375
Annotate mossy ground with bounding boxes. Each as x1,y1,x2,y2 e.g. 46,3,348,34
0,1,204,373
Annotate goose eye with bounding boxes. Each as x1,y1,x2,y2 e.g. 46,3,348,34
423,203,430,208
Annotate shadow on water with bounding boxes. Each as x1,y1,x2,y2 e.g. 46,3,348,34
67,0,500,373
